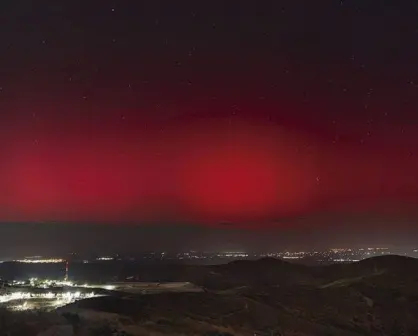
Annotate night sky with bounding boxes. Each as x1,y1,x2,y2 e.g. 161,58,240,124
1,1,418,253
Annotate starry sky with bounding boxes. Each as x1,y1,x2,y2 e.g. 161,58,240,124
1,1,418,250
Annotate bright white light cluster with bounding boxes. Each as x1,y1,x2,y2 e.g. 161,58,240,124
10,291,97,311
19,278,75,288
0,291,96,304
54,281,74,287
79,284,115,290
0,292,31,303
14,258,64,264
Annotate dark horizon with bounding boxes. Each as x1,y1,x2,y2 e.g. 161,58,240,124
1,216,417,259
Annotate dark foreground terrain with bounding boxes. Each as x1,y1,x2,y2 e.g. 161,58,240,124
2,255,418,335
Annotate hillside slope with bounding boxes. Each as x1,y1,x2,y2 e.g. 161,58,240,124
54,255,418,335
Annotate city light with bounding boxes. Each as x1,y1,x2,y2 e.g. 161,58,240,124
14,258,65,264
0,290,98,309
96,257,114,261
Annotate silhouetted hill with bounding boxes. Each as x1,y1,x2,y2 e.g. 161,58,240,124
110,255,418,291
189,257,312,290
319,255,418,285
50,255,418,335
357,254,418,271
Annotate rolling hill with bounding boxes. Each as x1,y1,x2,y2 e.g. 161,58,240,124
50,255,418,335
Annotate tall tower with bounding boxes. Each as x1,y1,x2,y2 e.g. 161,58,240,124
64,261,69,282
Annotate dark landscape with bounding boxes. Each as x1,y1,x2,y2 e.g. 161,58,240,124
0,255,418,335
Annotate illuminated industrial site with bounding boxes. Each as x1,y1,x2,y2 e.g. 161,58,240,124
0,255,201,312
0,291,97,311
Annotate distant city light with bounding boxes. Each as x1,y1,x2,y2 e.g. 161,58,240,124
14,258,64,264
96,257,114,261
